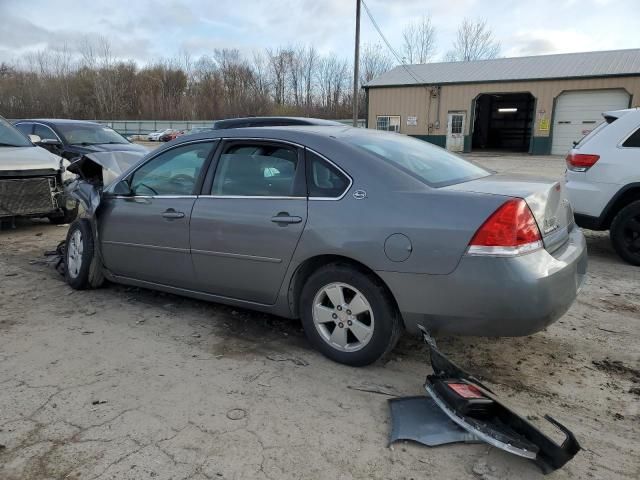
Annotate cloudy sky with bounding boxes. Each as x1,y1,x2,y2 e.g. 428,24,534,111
0,0,638,65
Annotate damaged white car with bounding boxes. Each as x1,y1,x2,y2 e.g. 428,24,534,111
0,115,77,224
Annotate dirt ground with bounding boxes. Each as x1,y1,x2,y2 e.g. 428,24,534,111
0,154,638,480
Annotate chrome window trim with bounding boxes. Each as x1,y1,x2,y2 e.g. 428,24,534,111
110,195,198,199
198,195,304,200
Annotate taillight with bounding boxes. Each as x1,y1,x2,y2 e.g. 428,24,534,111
467,198,543,256
566,152,600,172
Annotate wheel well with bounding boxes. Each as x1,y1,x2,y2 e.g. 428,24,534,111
288,254,401,319
602,187,640,229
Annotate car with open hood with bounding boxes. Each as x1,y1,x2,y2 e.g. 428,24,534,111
63,124,587,366
0,115,77,224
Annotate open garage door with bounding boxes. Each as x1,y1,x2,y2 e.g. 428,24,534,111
472,93,535,153
551,89,630,155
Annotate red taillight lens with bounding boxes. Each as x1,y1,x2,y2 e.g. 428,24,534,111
447,383,485,399
566,152,600,171
468,199,542,256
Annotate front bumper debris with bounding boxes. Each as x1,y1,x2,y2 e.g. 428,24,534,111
388,330,581,474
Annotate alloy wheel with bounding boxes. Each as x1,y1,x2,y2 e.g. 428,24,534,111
312,282,375,352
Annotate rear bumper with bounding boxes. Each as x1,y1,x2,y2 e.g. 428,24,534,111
378,228,587,336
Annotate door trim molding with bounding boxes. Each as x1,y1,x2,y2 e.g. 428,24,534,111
191,249,282,263
102,240,189,254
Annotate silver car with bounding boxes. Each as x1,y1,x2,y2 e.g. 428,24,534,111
64,126,587,366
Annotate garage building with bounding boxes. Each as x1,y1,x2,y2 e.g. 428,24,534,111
364,49,640,155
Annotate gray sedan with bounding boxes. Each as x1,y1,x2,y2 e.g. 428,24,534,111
64,126,587,366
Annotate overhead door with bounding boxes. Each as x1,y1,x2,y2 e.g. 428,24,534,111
551,89,629,155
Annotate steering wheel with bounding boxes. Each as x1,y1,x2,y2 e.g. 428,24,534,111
136,182,158,195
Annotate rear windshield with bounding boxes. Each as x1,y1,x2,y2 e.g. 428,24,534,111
574,115,617,149
342,131,490,187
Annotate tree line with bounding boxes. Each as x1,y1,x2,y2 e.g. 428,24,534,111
0,17,500,121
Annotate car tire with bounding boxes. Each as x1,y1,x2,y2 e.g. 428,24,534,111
65,219,103,289
610,199,640,266
299,264,402,366
49,205,78,225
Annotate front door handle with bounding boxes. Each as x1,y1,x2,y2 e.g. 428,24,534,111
162,209,185,219
271,213,302,224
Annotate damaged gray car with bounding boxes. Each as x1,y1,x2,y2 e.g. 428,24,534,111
63,126,587,366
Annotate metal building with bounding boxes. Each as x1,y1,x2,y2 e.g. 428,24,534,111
364,49,640,155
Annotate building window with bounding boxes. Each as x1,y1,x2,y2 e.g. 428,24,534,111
376,115,400,132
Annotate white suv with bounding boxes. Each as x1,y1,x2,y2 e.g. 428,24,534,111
566,108,640,265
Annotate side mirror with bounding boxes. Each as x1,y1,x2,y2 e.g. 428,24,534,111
37,138,63,153
28,134,41,144
113,180,132,196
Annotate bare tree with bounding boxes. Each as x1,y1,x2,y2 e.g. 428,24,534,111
445,18,500,62
359,42,394,85
402,15,436,64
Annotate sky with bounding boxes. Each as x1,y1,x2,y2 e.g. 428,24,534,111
0,0,639,66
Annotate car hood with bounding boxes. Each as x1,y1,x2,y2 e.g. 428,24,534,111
67,142,148,155
0,145,63,173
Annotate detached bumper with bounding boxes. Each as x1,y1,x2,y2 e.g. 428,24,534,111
378,228,587,336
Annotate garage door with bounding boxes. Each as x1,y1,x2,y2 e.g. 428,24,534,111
551,89,630,155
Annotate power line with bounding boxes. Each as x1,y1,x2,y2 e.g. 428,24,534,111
360,0,425,85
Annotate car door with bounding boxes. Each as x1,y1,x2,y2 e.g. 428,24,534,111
190,139,307,304
98,140,217,288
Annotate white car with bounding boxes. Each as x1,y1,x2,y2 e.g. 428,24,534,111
0,116,77,224
565,108,640,265
147,129,173,142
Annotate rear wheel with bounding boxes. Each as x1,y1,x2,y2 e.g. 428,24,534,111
300,264,402,366
610,200,640,266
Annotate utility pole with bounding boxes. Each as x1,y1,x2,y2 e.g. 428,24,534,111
352,0,361,127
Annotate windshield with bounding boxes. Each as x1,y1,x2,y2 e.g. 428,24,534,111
343,131,490,187
56,123,129,145
0,117,32,147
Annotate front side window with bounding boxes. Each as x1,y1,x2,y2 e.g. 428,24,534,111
622,128,640,148
212,143,300,197
0,118,32,147
376,115,400,133
343,130,490,188
306,151,350,198
130,141,214,196
33,124,59,142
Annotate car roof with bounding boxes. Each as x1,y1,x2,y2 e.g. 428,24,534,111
212,116,343,129
17,119,105,127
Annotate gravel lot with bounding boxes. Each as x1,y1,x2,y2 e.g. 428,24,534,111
0,154,638,480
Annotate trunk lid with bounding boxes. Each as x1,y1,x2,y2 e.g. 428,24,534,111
444,173,574,252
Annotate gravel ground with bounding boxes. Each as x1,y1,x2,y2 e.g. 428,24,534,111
0,154,638,480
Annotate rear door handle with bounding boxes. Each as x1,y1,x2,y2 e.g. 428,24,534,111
162,209,185,219
271,214,302,224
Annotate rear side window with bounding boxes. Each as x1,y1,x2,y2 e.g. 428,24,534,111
306,151,350,198
212,143,301,197
622,128,640,148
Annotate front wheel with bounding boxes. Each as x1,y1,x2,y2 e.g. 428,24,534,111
610,200,640,266
65,219,103,289
300,264,402,366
